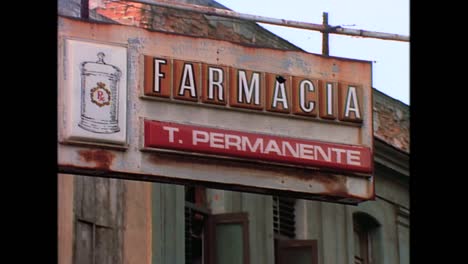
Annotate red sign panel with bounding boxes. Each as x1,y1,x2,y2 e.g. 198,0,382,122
144,120,372,173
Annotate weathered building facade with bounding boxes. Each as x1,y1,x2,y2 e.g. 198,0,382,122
58,1,409,263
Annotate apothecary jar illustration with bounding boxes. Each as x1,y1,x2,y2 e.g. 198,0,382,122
79,52,121,133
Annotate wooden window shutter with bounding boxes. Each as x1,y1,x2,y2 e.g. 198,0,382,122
73,176,124,264
273,196,296,238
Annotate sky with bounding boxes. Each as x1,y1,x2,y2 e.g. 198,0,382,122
215,0,410,105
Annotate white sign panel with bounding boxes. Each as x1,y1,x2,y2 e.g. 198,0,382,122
64,39,127,145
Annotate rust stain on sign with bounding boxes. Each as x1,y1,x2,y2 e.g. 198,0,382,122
79,149,115,170
300,173,354,198
320,175,351,198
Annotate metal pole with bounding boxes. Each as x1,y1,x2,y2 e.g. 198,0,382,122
118,0,409,42
322,12,329,56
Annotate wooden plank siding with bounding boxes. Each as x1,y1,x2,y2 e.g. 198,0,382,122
152,183,185,264
241,193,275,264
73,176,124,264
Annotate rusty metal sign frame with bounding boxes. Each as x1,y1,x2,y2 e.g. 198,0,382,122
58,16,374,204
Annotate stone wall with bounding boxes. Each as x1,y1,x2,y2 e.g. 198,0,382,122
373,89,410,153
92,0,301,50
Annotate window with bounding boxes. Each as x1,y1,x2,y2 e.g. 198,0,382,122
207,212,250,264
353,212,380,264
354,222,370,264
273,196,318,264
185,187,251,264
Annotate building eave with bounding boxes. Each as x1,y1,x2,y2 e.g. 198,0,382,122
374,137,409,178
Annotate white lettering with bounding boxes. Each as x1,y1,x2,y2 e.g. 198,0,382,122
188,127,364,169
242,137,264,153
238,70,260,104
163,126,179,143
208,67,224,101
327,83,334,115
315,145,331,162
299,80,315,112
154,59,167,93
347,150,361,166
179,64,197,97
331,148,346,163
193,130,209,145
225,134,241,150
210,132,225,149
282,141,299,158
272,81,289,109
300,144,315,160
344,86,361,119
264,139,282,155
